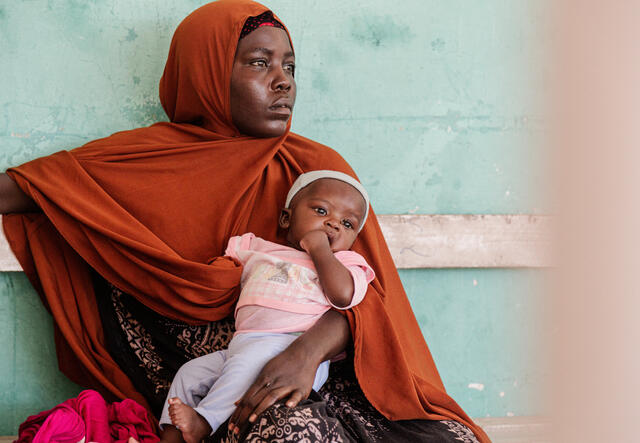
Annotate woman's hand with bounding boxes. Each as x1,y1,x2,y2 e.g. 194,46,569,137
228,339,319,434
228,310,350,434
0,173,38,213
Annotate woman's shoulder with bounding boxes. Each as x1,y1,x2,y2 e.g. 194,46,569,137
70,122,216,157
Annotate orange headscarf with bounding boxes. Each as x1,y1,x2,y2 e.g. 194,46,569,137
3,1,488,441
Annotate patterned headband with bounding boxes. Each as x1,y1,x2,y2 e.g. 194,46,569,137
239,11,286,39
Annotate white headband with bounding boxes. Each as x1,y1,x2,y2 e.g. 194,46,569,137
285,170,370,232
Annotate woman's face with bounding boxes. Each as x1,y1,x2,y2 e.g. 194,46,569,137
230,26,296,137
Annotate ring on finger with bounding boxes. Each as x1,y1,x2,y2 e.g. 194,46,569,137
265,381,272,389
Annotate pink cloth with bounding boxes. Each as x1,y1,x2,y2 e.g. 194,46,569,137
225,233,375,333
16,390,159,443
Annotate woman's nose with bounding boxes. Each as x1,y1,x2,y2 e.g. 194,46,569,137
271,67,292,92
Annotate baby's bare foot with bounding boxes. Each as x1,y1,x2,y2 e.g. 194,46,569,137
168,397,211,443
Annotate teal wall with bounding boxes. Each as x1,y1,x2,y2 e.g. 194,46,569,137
0,0,548,434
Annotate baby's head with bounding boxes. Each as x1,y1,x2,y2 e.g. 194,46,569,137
279,171,369,252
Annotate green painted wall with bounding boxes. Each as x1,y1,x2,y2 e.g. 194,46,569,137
0,0,548,434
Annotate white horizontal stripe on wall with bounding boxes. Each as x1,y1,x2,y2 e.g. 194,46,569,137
0,214,553,271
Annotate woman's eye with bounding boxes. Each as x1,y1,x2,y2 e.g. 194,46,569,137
314,207,327,215
285,63,296,75
342,220,353,229
250,59,267,67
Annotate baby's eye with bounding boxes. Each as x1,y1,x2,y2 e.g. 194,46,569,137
314,207,327,215
342,220,354,229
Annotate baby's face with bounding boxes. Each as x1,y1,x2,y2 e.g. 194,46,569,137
280,179,367,252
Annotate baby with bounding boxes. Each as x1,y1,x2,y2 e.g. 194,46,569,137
159,170,375,443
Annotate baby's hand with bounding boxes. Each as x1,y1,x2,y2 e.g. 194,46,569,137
299,230,331,254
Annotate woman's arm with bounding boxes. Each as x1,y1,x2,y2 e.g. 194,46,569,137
228,309,350,433
0,173,38,213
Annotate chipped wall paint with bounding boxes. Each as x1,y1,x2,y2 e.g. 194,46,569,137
0,0,549,434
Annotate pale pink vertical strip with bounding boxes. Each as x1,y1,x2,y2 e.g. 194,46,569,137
552,2,640,442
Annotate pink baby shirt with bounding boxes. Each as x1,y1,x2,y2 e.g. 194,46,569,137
225,233,375,334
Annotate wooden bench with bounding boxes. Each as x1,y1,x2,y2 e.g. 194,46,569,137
0,214,553,442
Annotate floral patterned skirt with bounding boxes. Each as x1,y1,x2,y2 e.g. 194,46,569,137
94,274,479,442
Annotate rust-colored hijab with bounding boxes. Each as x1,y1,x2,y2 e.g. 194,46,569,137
3,1,488,441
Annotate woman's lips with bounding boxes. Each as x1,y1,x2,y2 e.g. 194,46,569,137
269,97,292,117
268,104,291,117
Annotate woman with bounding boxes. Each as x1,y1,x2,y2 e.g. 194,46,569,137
2,1,489,442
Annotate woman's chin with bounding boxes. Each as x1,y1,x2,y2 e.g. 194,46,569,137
261,122,290,138
238,120,290,138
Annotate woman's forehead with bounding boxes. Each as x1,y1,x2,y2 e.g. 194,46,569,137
235,26,293,57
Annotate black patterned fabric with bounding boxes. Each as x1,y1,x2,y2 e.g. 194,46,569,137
94,274,479,442
239,11,285,40
94,272,236,415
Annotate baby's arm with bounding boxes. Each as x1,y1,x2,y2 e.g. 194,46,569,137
299,230,354,308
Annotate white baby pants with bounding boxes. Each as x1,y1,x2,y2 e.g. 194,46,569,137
159,332,330,434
